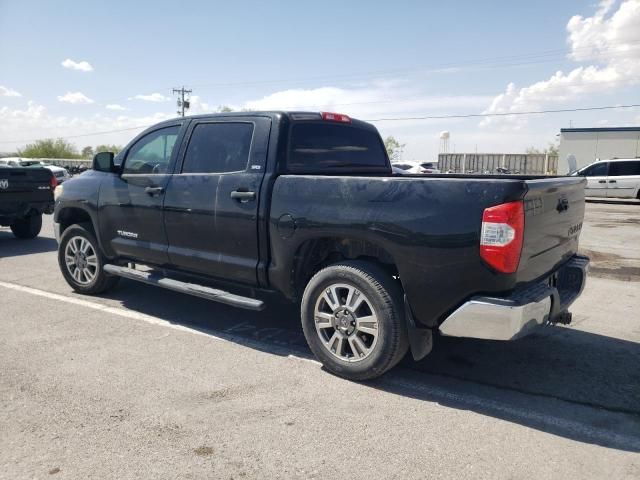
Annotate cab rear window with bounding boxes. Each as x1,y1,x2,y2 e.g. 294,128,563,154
287,123,388,173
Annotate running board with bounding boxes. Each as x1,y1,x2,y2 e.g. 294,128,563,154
103,264,265,311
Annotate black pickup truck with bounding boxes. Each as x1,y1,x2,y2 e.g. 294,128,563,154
53,112,589,380
0,166,56,239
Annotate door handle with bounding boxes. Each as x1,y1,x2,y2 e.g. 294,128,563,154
598,180,606,184
608,180,617,183
230,190,256,202
144,186,165,196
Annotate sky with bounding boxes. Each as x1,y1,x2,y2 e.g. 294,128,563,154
1,0,640,160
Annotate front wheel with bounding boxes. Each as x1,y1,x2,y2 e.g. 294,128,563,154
301,261,408,381
58,224,119,294
10,213,42,239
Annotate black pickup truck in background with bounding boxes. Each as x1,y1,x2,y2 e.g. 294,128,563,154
53,111,589,380
0,166,56,239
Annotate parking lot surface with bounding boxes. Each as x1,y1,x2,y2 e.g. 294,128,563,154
1,201,639,479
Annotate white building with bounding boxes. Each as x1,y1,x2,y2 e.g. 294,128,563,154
559,127,640,173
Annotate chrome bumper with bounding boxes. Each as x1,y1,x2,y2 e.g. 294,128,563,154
439,255,589,341
54,221,61,244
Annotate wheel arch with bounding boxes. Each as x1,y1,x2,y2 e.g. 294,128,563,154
56,206,96,235
290,236,400,301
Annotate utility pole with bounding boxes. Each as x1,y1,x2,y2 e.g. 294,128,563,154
172,87,192,117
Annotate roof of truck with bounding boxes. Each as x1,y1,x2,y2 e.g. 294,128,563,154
152,111,377,131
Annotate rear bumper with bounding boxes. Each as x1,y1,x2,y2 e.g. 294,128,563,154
0,202,54,224
439,255,589,340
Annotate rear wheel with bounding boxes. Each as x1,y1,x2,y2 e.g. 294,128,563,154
301,261,408,381
10,213,42,239
58,224,119,294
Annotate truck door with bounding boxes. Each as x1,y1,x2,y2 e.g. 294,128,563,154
162,117,271,285
606,160,640,198
98,124,183,265
580,161,608,197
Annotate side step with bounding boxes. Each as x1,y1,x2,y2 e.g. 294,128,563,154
103,264,265,311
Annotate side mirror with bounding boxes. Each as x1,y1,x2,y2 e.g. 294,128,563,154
93,152,115,172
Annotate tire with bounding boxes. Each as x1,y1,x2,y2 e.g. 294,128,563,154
301,260,409,381
58,224,119,294
10,213,42,239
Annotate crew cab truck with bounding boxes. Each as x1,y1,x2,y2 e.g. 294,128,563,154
54,112,589,380
1,166,56,239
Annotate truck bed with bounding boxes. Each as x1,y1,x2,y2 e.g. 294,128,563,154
268,173,586,328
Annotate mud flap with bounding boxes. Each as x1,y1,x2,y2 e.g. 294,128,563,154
404,295,433,361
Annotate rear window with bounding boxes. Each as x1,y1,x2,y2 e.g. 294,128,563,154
287,123,388,173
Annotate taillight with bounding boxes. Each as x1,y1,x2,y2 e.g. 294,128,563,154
480,201,524,274
321,112,351,123
50,174,58,189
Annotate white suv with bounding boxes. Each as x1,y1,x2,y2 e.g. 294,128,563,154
575,158,640,199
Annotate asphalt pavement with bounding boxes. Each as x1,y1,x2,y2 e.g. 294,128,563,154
0,202,639,479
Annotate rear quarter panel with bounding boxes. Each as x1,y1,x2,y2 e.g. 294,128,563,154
268,175,529,327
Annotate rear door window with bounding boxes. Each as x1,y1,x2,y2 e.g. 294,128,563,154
609,161,640,176
181,122,254,174
288,123,388,173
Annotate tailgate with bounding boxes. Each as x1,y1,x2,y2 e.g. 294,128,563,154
0,168,53,213
518,176,586,282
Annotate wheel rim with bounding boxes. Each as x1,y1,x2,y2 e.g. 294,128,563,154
314,283,379,363
64,236,98,285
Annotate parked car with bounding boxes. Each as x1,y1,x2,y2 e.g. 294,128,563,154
53,111,589,380
418,162,440,174
0,158,71,183
573,158,640,199
18,159,71,183
0,166,56,239
391,161,422,174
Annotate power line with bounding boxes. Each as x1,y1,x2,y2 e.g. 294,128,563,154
181,41,640,90
362,103,640,122
0,125,150,144
90,41,640,107
1,103,638,145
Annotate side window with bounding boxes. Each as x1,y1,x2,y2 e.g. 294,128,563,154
581,162,608,177
609,161,640,176
123,126,180,175
181,123,254,174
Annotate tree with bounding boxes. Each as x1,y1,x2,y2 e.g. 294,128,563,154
526,140,559,156
95,144,123,155
17,138,79,158
81,146,94,158
217,105,233,113
384,136,405,162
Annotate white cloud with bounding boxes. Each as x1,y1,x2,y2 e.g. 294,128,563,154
57,92,94,104
0,101,172,149
0,85,22,97
61,58,94,72
481,0,640,129
242,85,491,118
131,93,171,102
105,104,127,111
184,95,213,115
